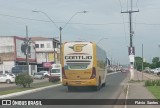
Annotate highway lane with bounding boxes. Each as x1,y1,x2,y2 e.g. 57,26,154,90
1,72,129,108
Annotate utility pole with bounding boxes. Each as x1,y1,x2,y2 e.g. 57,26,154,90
53,39,56,63
121,0,139,80
59,27,62,64
25,25,30,75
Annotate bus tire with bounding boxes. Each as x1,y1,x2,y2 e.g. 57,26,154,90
93,78,101,91
102,83,106,87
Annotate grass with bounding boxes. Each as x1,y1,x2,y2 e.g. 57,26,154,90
147,86,160,99
0,81,60,96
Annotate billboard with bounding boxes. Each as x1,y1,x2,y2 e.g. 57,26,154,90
0,37,15,61
48,53,55,62
15,37,36,62
43,62,53,68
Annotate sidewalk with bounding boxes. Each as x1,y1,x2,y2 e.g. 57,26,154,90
127,70,160,108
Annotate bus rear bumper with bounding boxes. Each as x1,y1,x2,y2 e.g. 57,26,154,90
62,78,97,86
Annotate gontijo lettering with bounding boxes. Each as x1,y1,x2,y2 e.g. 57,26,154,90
65,56,92,60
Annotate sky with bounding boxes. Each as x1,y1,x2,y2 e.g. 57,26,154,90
0,0,160,64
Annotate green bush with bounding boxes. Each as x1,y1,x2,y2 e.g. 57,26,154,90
15,73,33,88
152,80,156,86
155,80,160,86
145,80,160,86
145,80,152,86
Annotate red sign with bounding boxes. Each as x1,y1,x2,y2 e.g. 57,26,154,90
43,62,53,68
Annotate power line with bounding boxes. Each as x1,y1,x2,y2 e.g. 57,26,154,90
0,13,51,22
134,22,160,26
0,13,124,25
0,13,160,26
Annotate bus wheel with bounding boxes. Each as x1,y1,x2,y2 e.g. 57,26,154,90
93,79,101,91
102,83,106,87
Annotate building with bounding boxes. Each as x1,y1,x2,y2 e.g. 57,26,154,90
0,36,37,75
31,37,60,72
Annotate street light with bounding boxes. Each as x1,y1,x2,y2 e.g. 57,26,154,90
32,10,87,64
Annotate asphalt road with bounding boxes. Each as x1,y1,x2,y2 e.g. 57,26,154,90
1,72,128,108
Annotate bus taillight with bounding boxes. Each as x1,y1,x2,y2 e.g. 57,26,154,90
90,67,96,79
62,67,67,79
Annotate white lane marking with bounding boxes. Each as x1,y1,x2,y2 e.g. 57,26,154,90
0,84,62,99
107,71,120,75
124,84,129,108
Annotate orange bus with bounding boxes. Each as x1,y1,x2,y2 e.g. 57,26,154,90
62,41,107,91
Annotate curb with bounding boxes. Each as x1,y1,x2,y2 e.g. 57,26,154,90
0,84,62,99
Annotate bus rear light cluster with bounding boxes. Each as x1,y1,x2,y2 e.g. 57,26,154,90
90,67,96,79
62,67,67,79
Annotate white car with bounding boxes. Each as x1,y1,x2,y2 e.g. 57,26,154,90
33,72,45,79
0,74,15,84
153,68,160,74
39,71,50,77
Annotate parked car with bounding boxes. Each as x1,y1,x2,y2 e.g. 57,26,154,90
153,68,160,74
39,71,50,78
0,74,15,84
157,72,160,76
144,67,151,73
33,73,45,79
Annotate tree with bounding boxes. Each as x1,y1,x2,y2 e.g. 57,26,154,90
156,62,160,67
152,57,159,64
143,62,150,68
150,57,160,69
135,56,143,71
135,56,151,71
